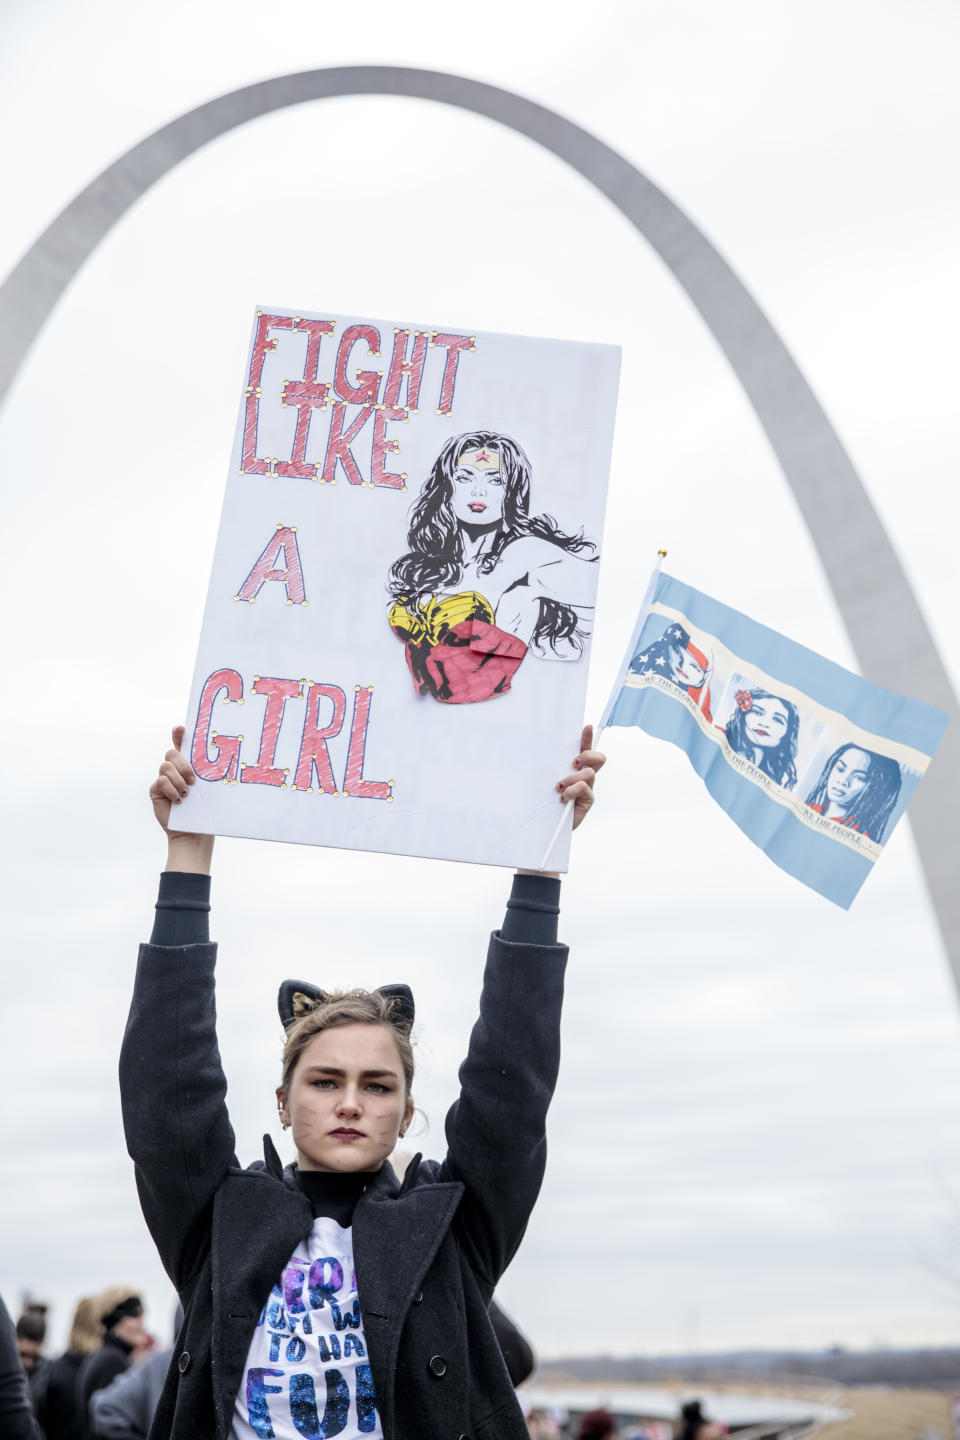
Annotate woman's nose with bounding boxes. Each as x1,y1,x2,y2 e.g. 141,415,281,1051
337,1086,362,1114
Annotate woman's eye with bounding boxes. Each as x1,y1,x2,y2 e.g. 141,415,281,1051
366,1083,389,1094
488,475,504,486
311,1078,335,1089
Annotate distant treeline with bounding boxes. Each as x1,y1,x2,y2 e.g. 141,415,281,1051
538,1348,960,1388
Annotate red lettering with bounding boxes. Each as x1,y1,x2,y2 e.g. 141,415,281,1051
236,525,307,605
293,685,346,793
241,313,295,475
370,408,406,490
321,402,375,486
430,332,474,414
343,687,392,800
277,318,335,479
191,669,243,782
333,325,382,406
241,676,303,787
383,328,429,409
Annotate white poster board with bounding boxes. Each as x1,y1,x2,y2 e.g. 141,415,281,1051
177,307,620,869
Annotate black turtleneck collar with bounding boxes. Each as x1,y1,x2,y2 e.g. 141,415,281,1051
104,1331,136,1357
294,1167,379,1227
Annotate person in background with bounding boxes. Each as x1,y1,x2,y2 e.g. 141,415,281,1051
35,1297,102,1440
488,1301,535,1389
15,1310,45,1377
16,1309,49,1436
78,1291,146,1422
1,1296,41,1440
526,1409,561,1440
88,1306,182,1440
677,1399,723,1440
578,1408,617,1440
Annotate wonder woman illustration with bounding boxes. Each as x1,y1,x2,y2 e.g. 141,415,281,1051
805,742,902,842
387,430,599,704
629,622,713,721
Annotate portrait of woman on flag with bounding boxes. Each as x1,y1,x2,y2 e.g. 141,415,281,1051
387,430,599,704
805,742,902,842
723,686,801,788
629,621,714,720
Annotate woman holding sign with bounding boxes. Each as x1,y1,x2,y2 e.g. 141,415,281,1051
388,430,599,704
121,724,602,1440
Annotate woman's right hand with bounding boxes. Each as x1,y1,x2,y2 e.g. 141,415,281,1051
150,725,214,872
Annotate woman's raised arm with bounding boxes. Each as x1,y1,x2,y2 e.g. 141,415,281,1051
438,727,604,1289
120,727,236,1292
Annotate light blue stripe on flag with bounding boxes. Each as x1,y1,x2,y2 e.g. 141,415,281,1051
605,572,949,908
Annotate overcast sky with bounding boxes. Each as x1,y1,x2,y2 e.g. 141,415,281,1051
2,0,960,1359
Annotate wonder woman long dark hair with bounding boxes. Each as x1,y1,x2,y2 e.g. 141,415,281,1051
388,430,596,657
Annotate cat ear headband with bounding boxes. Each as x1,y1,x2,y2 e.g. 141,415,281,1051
277,980,415,1031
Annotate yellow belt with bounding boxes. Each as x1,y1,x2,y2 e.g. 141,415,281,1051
389,590,495,646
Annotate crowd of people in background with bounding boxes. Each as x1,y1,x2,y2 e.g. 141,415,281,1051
524,1399,723,1440
1,1286,176,1439
3,1282,723,1440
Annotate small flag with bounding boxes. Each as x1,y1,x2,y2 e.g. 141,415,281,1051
600,570,949,907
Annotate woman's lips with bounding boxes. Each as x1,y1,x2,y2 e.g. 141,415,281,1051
468,502,487,512
330,1128,365,1140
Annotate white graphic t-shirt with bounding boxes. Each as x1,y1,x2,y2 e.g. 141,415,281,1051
231,1215,382,1439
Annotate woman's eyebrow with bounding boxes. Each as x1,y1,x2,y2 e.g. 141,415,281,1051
302,1065,398,1079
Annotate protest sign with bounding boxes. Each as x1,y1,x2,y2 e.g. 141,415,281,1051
602,570,949,906
176,307,620,869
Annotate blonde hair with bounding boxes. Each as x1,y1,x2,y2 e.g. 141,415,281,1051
280,989,414,1097
68,1297,103,1354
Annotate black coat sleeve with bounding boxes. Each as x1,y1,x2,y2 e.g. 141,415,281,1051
438,929,567,1287
119,942,238,1290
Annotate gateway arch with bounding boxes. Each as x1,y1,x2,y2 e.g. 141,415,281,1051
1,65,956,982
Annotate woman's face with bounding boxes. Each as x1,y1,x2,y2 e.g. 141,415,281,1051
826,747,872,807
744,696,790,749
450,446,506,526
278,1023,414,1173
669,645,706,689
112,1312,147,1348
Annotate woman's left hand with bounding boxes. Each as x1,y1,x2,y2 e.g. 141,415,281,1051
556,724,606,830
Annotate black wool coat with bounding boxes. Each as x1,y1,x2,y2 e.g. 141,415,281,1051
119,928,567,1440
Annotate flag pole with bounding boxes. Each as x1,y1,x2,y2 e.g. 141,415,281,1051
537,549,667,872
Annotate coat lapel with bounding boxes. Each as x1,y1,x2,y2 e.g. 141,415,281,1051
353,1167,464,1436
210,1153,313,1438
